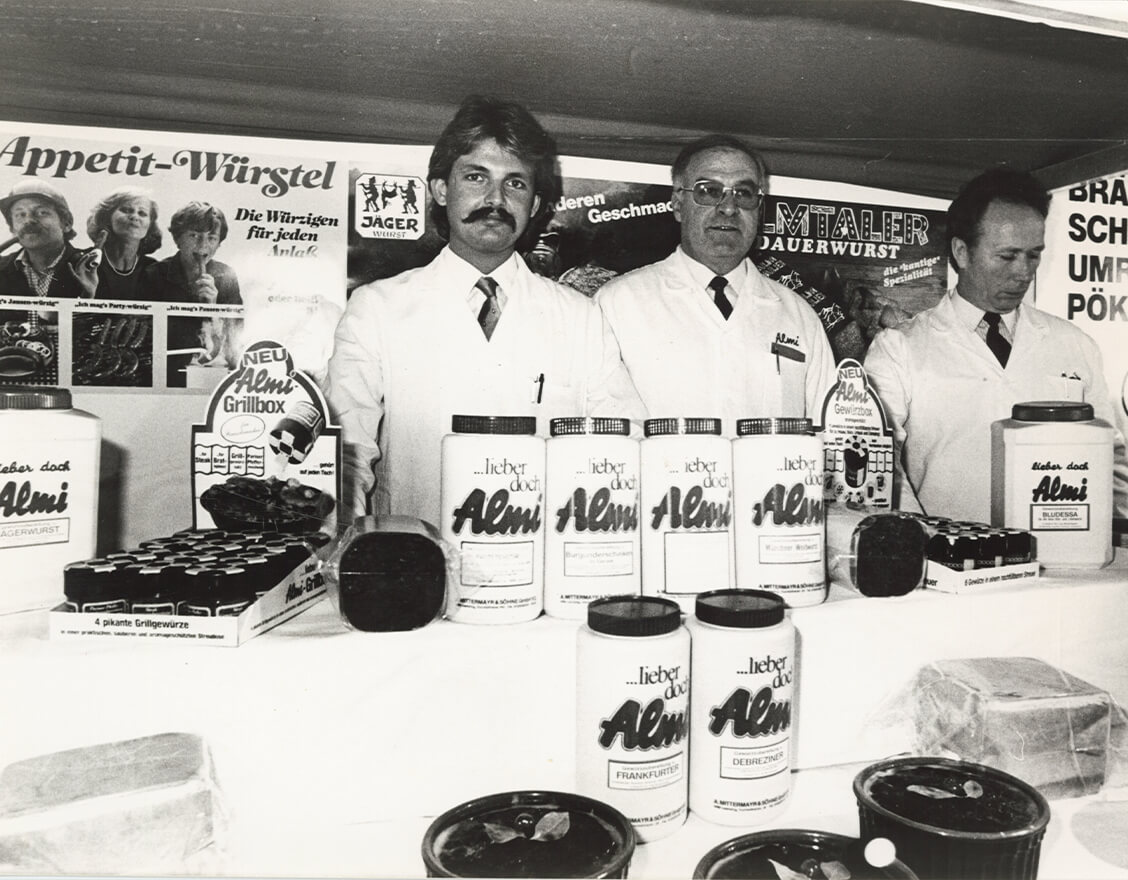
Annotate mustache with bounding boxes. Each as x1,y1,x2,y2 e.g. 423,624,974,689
462,206,517,230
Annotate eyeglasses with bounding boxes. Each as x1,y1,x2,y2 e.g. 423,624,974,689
677,180,763,210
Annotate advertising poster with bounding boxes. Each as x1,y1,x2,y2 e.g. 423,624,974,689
191,339,340,537
347,158,948,369
0,123,347,392
1042,175,1128,432
347,153,677,295
755,193,949,362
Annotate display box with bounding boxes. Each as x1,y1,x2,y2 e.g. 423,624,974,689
913,657,1128,799
923,559,1039,594
48,551,326,647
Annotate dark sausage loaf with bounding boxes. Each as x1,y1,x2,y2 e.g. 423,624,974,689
200,475,333,532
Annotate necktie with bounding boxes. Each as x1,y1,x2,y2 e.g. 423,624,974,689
475,276,501,340
983,311,1011,367
709,275,733,320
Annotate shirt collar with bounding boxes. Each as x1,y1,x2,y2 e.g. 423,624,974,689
442,247,522,304
675,246,747,300
951,287,1018,334
15,246,66,275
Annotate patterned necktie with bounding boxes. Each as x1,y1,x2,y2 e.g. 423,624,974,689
709,275,733,320
475,276,501,340
983,311,1011,367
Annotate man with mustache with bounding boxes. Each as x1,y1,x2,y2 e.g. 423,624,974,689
865,167,1128,520
0,181,100,302
325,95,643,524
595,134,836,430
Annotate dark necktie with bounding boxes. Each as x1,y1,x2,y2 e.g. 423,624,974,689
709,275,733,320
983,311,1010,367
475,276,501,340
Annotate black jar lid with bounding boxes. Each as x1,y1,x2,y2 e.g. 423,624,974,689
184,565,254,602
1002,528,1034,558
736,417,814,437
695,589,786,628
550,416,631,437
1011,400,1094,422
229,554,276,593
63,560,127,601
451,414,536,435
298,530,332,550
156,562,194,592
643,417,722,437
926,532,959,563
587,595,682,637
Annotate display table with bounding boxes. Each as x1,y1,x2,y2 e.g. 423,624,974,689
2,552,1127,878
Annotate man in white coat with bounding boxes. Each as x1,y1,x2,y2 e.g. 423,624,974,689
324,95,643,524
865,167,1128,521
595,134,837,430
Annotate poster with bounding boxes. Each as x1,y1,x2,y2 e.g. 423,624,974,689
754,193,948,362
0,124,347,392
346,153,949,372
347,153,678,294
1041,175,1128,432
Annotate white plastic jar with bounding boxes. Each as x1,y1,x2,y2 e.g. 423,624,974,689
576,595,690,842
732,418,826,607
640,417,733,613
689,589,794,826
544,417,640,619
991,400,1114,569
439,414,545,623
0,388,101,613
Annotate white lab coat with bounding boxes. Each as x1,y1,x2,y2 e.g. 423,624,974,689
324,248,645,525
595,249,838,432
864,292,1128,521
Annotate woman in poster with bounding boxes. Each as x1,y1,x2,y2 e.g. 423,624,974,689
85,187,163,301
142,201,242,305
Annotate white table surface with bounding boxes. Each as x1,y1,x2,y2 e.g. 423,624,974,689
2,553,1127,878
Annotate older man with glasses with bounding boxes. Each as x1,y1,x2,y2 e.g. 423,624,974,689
596,134,836,430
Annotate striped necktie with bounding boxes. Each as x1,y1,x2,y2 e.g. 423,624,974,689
476,276,501,340
709,275,733,320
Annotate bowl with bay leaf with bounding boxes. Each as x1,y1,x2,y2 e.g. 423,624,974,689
421,790,635,878
693,829,918,880
853,757,1050,880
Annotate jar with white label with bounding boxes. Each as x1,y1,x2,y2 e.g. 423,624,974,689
732,418,826,607
689,589,794,826
991,400,1114,569
1,389,101,614
440,415,546,623
544,417,640,619
576,595,690,842
640,418,733,613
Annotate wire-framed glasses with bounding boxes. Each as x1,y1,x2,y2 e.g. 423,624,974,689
677,180,763,209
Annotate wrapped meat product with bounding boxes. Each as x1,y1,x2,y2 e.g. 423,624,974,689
826,504,928,597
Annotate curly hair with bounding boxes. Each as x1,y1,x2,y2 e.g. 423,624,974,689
86,187,163,255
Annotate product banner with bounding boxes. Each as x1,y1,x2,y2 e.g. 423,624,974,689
755,194,948,362
0,124,348,392
346,157,949,364
1041,176,1128,430
1,120,953,398
346,155,679,294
